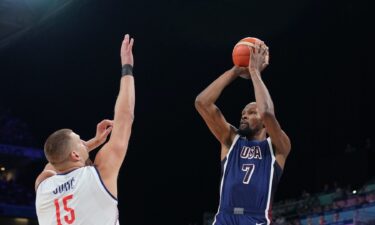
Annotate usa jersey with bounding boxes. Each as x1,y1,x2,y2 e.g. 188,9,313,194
36,166,119,225
213,135,283,225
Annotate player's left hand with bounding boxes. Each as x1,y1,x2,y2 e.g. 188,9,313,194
95,119,113,145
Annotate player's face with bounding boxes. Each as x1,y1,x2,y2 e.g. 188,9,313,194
238,103,263,137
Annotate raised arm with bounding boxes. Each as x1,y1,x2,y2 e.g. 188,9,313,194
195,67,246,159
94,34,135,197
248,41,291,169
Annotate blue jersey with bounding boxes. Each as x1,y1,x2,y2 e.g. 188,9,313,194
213,135,283,225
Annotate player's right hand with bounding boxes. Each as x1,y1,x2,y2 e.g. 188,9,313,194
120,34,134,66
248,41,269,74
260,44,269,71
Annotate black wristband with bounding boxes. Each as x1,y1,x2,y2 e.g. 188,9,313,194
121,64,133,77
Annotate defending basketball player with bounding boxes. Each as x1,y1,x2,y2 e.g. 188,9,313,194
35,34,135,225
195,39,291,225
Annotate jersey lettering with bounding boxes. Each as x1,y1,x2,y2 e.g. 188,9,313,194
240,146,262,159
53,178,75,195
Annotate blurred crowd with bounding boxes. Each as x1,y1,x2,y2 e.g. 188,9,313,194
0,107,36,207
272,178,375,225
0,175,35,206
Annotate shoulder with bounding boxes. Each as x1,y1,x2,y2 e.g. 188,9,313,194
223,125,239,147
220,133,241,160
35,170,57,191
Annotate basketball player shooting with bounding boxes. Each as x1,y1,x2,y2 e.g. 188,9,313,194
35,34,135,225
195,39,291,225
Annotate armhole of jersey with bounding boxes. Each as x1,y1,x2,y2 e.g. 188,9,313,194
35,179,46,192
91,166,118,203
267,137,283,170
35,180,43,193
221,134,240,162
266,137,275,160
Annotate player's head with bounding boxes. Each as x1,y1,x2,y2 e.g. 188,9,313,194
238,102,265,138
44,129,89,171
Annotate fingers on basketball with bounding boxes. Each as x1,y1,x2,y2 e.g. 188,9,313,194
129,38,134,50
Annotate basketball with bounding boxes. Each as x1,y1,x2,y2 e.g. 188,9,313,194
232,37,262,67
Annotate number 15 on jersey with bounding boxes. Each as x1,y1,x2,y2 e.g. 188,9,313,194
54,194,75,225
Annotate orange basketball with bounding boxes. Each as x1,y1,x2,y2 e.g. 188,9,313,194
232,37,262,67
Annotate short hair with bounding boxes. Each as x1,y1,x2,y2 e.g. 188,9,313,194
44,129,73,165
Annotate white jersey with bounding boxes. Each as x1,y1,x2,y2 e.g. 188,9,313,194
36,166,119,225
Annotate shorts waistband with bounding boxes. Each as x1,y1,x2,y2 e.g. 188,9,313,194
219,207,266,216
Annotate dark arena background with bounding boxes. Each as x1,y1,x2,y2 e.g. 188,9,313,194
0,0,374,224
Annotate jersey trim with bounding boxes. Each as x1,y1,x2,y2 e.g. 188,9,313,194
265,137,276,225
36,167,79,191
213,134,240,225
56,168,80,175
93,166,118,202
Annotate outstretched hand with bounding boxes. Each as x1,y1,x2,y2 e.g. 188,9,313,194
120,34,134,66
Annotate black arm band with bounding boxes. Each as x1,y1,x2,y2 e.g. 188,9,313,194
121,64,133,77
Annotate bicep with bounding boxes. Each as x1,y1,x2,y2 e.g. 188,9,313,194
94,141,129,180
195,103,236,146
94,116,133,179
110,116,133,148
263,114,291,157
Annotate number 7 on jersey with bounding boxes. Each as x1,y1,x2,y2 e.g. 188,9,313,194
242,164,255,184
